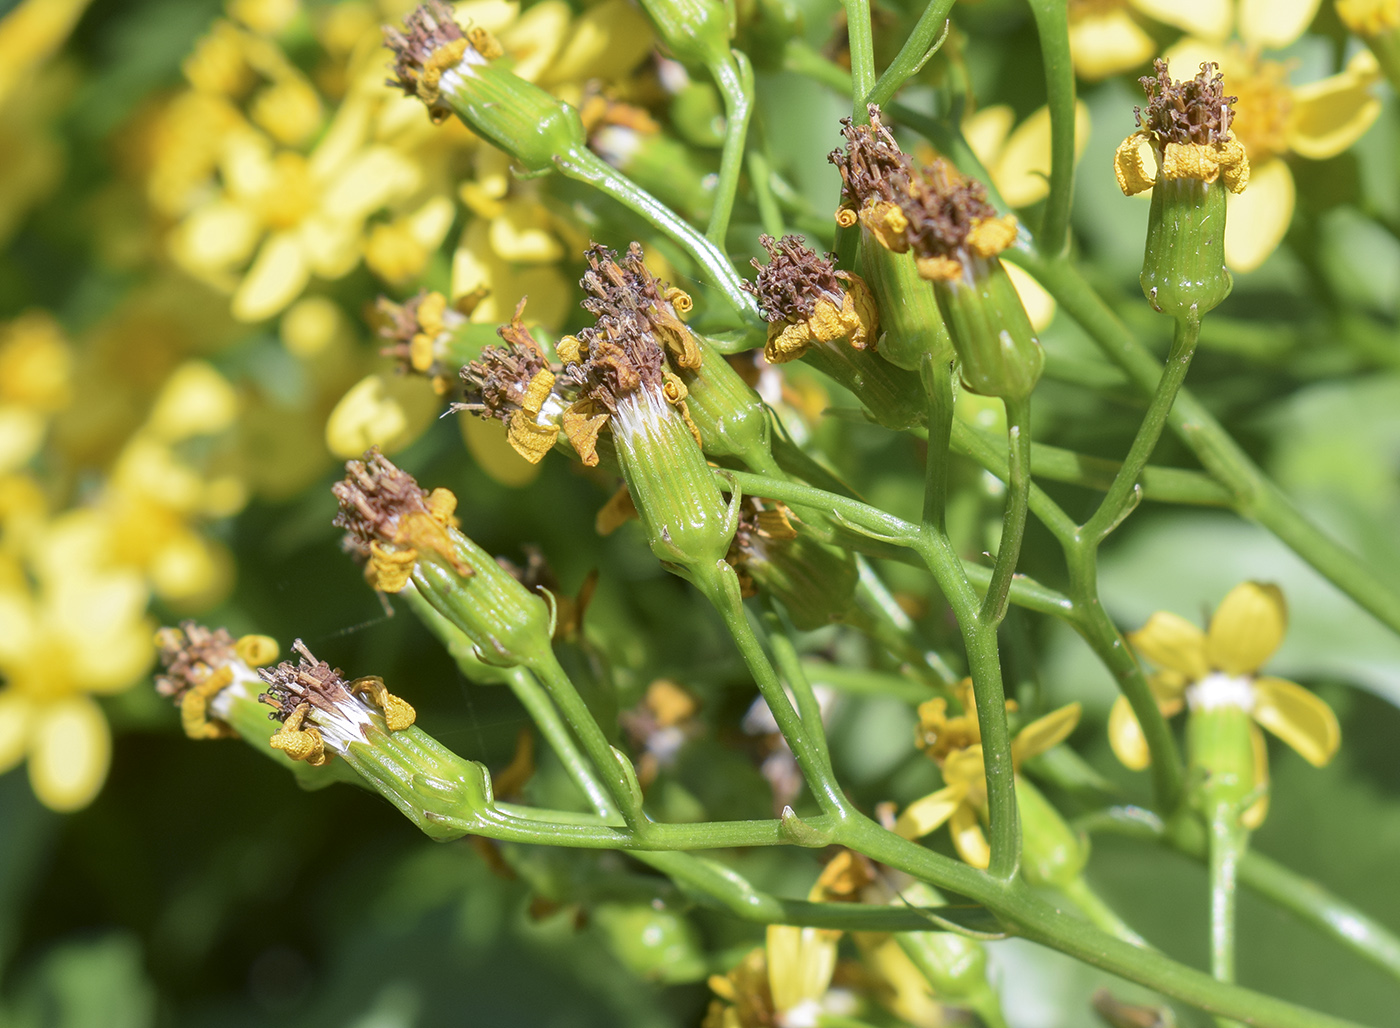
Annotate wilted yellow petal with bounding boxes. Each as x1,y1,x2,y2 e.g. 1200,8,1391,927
0,689,32,774
1068,8,1155,81
893,783,967,839
1241,720,1271,829
950,802,991,869
1108,694,1152,770
231,231,310,322
1206,582,1287,675
1224,156,1294,273
1129,610,1210,679
1131,0,1231,39
1114,133,1157,196
1012,702,1081,764
1288,52,1382,161
1251,676,1340,768
1238,0,1322,50
28,696,110,812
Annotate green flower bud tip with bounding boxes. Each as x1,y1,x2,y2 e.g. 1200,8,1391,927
385,1,586,172
1115,61,1249,318
1015,776,1087,889
638,0,732,70
332,448,555,667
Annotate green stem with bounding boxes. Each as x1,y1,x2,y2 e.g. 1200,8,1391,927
706,52,755,245
1023,0,1076,256
841,0,876,121
920,355,955,534
979,395,1032,627
1060,874,1150,949
554,144,759,323
700,562,851,817
503,667,618,817
1025,440,1232,507
527,650,647,827
762,606,833,765
866,0,954,109
1013,249,1400,637
946,419,1080,542
748,148,786,237
1082,313,1201,545
1210,811,1244,984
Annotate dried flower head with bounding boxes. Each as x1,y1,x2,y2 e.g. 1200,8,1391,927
1115,60,1249,196
384,1,503,121
258,640,416,765
828,105,906,213
332,448,470,591
579,243,701,370
725,496,800,597
377,289,482,392
744,235,879,362
891,159,1020,281
155,622,280,740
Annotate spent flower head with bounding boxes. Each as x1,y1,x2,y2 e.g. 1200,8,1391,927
745,235,878,363
155,621,279,741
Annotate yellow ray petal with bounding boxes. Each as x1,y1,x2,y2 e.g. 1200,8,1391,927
1287,52,1382,161
540,0,654,85
1003,261,1057,333
893,783,967,839
0,689,32,774
992,102,1092,209
963,105,1016,171
1068,8,1156,82
766,924,837,1013
231,231,310,322
1206,582,1287,676
461,411,544,488
1012,702,1081,764
1108,694,1152,770
497,0,569,82
490,199,565,264
1131,0,1231,39
950,802,991,869
1239,0,1322,51
1251,676,1340,767
1241,720,1271,829
27,696,110,812
1128,610,1210,679
1224,156,1294,273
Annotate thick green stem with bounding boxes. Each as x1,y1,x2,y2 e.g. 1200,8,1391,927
866,0,954,109
920,355,955,534
979,395,1031,627
1210,811,1245,984
762,607,833,765
1060,874,1150,949
748,148,786,238
706,52,755,245
842,0,876,121
1023,0,1076,256
553,144,759,323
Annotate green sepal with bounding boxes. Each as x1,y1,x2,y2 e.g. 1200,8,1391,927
1140,177,1232,318
1187,702,1256,817
859,241,953,372
344,722,495,841
680,337,772,466
442,63,587,173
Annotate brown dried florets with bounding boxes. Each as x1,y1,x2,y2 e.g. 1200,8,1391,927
725,497,799,597
155,622,237,701
459,341,550,423
258,641,355,724
1135,59,1237,148
895,158,999,259
563,313,668,414
376,288,481,390
332,448,437,555
828,105,906,210
744,235,845,324
579,243,700,370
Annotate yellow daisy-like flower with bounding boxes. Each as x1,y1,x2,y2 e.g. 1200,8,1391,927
0,552,154,811
894,680,1081,869
1069,0,1323,81
0,311,71,474
1111,582,1340,828
1159,42,1382,272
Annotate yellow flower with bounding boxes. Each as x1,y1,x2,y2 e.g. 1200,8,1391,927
1159,42,1381,272
1111,582,1340,827
0,551,154,811
0,311,71,474
1068,0,1323,80
0,0,92,107
1337,0,1400,37
894,680,1081,869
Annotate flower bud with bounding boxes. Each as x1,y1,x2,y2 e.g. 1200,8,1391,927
385,2,587,172
375,288,494,395
637,0,732,70
1115,61,1249,318
676,338,772,466
1015,775,1088,889
332,449,555,667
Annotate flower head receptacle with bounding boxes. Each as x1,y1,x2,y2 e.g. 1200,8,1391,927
376,288,490,395
333,449,555,667
1116,60,1249,317
385,1,587,172
1113,582,1340,829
